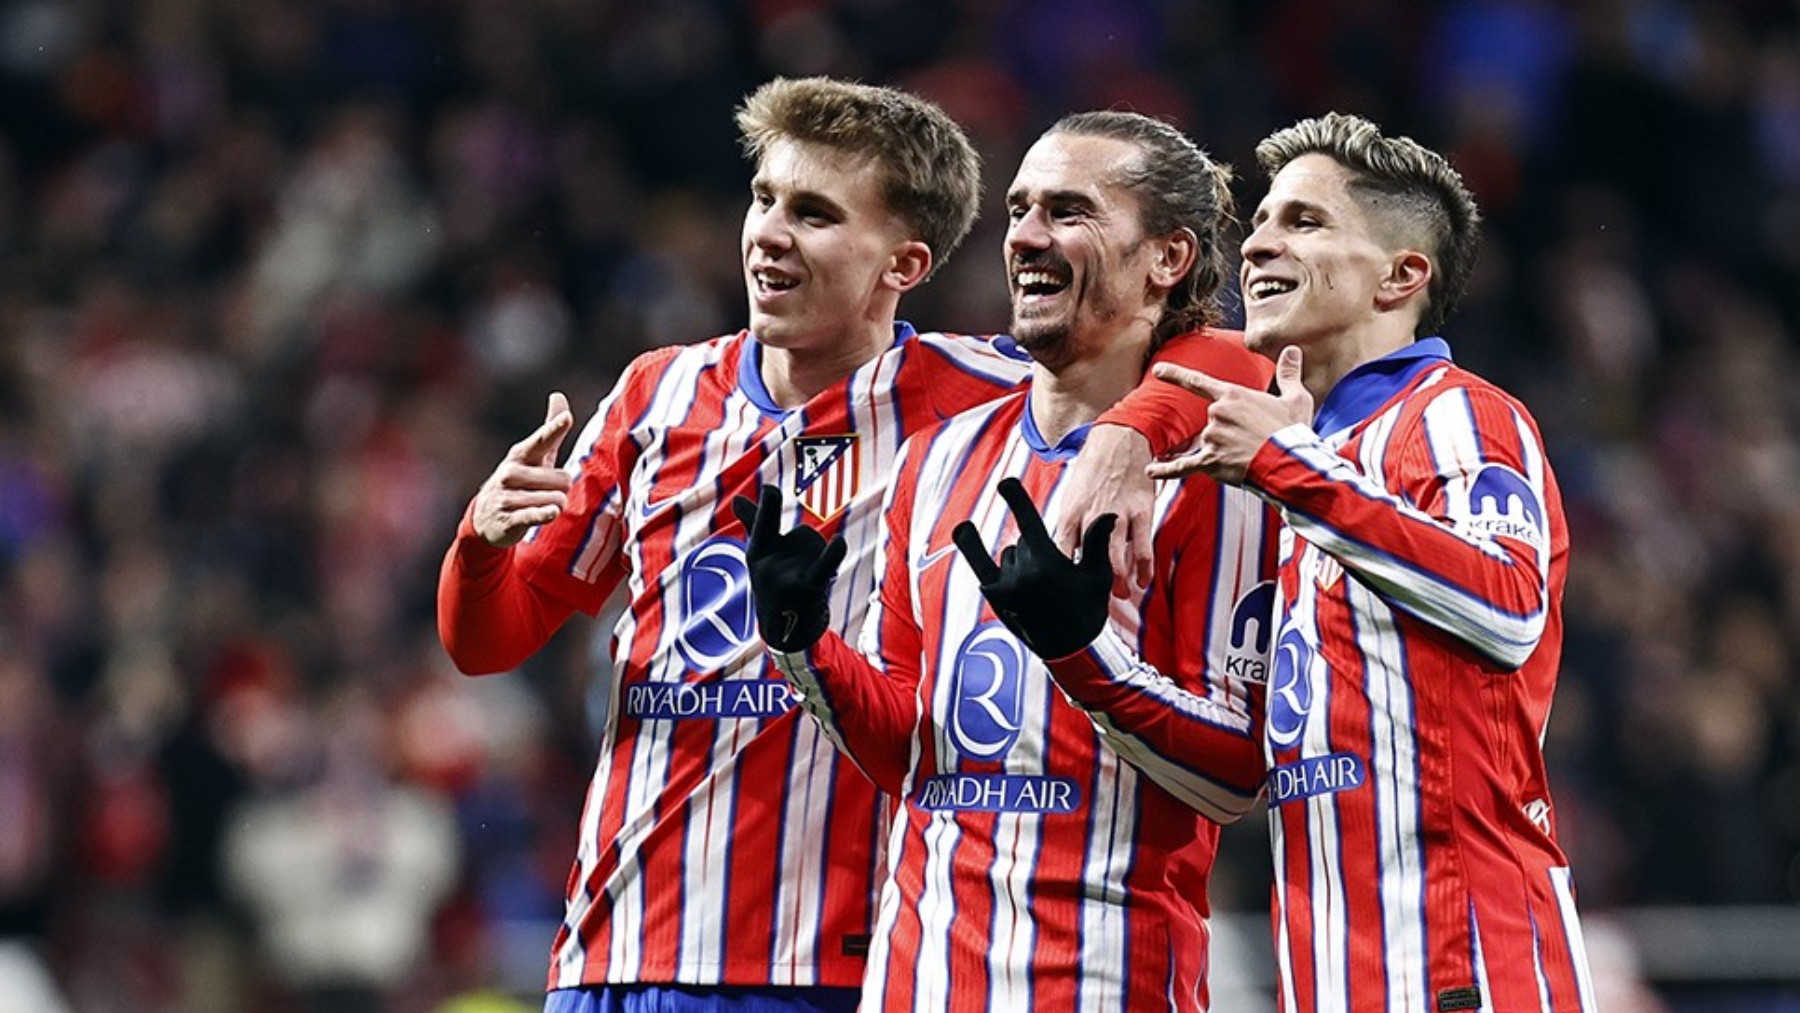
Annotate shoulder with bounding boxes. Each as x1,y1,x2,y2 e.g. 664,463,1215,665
1407,363,1540,428
908,330,1033,372
613,332,744,393
1154,327,1273,390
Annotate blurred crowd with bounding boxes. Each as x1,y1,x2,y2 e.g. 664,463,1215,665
1,0,1798,1010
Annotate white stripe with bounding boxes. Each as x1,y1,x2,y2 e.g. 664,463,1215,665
1345,408,1431,1013
1472,908,1494,1010
1549,867,1599,1012
1270,805,1301,1013
1296,546,1349,1011
1077,739,1130,1013
915,810,961,1013
1345,574,1429,1013
918,332,1033,387
1532,906,1554,1013
771,710,838,984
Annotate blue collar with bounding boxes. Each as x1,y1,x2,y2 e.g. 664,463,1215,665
740,321,919,416
1021,393,1091,461
1311,337,1452,438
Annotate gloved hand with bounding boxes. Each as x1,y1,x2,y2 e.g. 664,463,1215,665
952,478,1116,659
732,484,848,652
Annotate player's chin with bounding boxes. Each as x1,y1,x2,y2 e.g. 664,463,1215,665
749,311,796,346
1242,319,1287,358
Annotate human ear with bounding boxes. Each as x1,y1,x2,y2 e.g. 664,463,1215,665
1375,249,1432,311
1148,228,1199,292
886,240,933,293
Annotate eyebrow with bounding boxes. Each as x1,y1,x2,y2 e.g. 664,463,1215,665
1252,197,1329,224
1005,186,1099,209
751,177,850,218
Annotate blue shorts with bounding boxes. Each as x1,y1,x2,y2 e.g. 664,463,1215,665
543,985,860,1013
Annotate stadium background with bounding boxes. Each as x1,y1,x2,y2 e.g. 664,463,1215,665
1,0,1797,1010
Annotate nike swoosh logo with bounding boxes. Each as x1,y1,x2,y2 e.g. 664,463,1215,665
641,494,681,517
914,545,960,572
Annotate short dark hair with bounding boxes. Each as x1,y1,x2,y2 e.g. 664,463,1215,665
1256,112,1482,337
737,77,982,277
1045,110,1235,342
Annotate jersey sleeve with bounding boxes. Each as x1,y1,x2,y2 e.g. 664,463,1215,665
1247,380,1557,669
1097,328,1274,457
768,436,930,794
510,352,675,612
1042,488,1272,823
436,505,578,674
436,353,666,674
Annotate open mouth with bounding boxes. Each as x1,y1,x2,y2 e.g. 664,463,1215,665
751,267,799,295
1247,277,1297,302
1014,267,1069,300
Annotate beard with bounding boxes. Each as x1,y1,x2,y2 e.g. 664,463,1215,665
1009,313,1072,366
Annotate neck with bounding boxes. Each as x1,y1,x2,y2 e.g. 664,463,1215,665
760,322,897,408
1028,325,1153,445
1299,322,1415,407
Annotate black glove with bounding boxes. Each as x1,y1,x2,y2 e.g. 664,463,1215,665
732,484,847,652
952,478,1116,659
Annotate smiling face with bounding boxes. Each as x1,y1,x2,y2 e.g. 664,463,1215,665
1003,133,1162,368
1240,152,1402,358
741,138,925,354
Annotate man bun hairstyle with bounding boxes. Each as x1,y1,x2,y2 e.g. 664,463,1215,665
1255,112,1482,337
736,77,982,278
1046,110,1235,342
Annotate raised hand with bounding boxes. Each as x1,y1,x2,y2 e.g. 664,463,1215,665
1147,345,1312,484
473,392,575,547
732,484,847,652
1055,424,1153,594
952,478,1115,660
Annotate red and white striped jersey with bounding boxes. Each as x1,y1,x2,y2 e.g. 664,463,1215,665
1244,339,1596,1013
772,338,1278,1012
501,324,1229,992
514,324,1032,989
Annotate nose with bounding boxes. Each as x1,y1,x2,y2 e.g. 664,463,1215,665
745,201,791,255
1007,205,1052,258
1240,219,1279,265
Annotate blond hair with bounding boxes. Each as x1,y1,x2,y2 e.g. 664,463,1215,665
736,77,981,276
1256,112,1481,337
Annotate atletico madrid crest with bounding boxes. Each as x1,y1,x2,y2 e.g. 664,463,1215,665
794,434,860,522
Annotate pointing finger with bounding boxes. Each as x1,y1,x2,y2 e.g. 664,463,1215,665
518,393,575,465
1151,362,1239,403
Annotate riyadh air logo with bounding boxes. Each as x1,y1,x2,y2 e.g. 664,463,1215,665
674,537,755,670
948,621,1027,760
1226,581,1276,684
1466,465,1545,548
1266,627,1316,749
